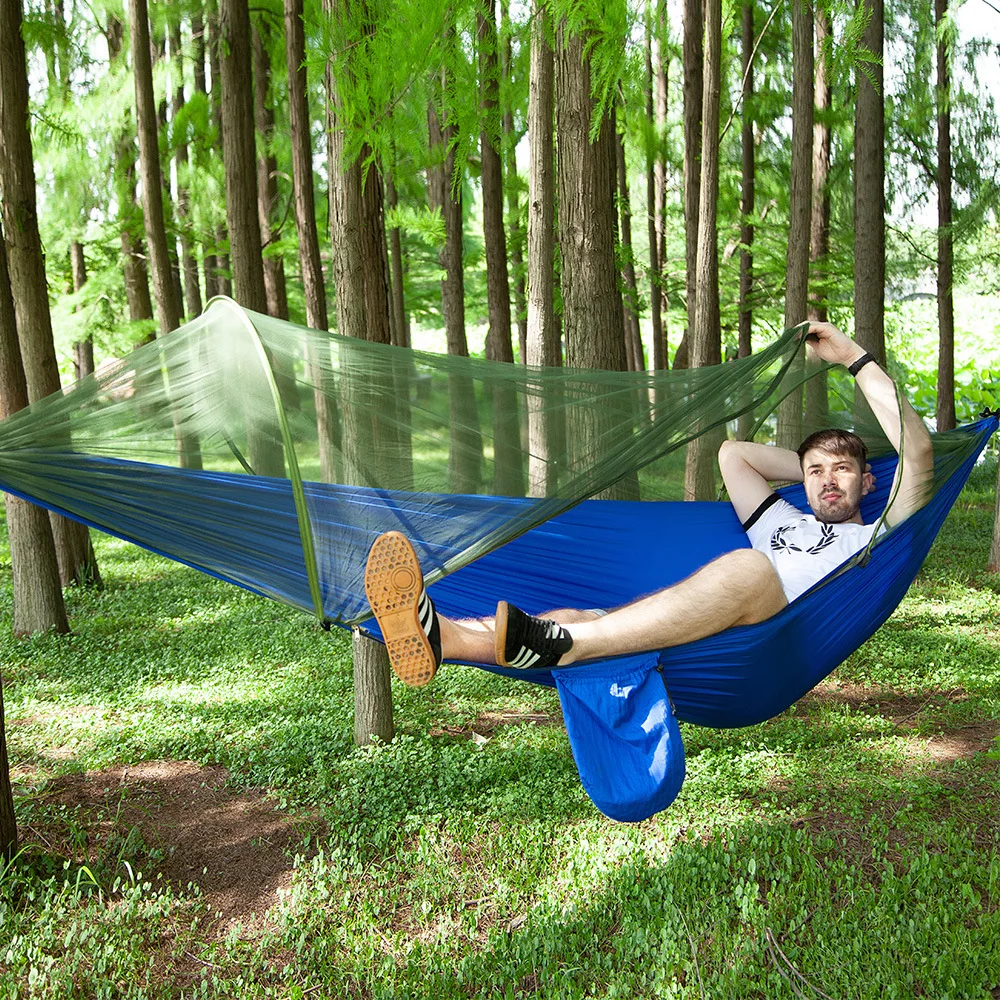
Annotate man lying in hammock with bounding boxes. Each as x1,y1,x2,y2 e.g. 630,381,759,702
364,321,934,687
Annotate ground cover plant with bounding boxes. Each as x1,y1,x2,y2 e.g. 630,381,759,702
0,457,998,999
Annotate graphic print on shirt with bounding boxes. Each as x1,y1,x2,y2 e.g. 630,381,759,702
771,521,839,556
770,524,803,553
805,523,838,554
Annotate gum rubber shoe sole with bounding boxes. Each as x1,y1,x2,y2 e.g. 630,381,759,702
364,531,437,687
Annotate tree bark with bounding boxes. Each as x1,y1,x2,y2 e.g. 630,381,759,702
526,0,559,496
526,0,557,371
853,0,885,366
0,0,99,587
557,23,635,500
478,0,523,496
106,17,155,332
385,163,409,347
70,242,95,379
935,0,955,432
684,0,722,500
805,3,831,436
989,461,1000,573
738,0,755,361
428,62,482,494
285,0,339,482
131,0,204,472
557,29,626,371
0,223,68,639
615,116,644,372
253,23,290,322
208,6,233,297
682,0,703,342
171,16,203,320
646,0,669,373
500,0,527,363
776,0,813,451
327,0,396,746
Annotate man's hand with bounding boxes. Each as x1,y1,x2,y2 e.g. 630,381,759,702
804,321,868,369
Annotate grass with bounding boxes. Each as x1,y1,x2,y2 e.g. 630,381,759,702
0,458,998,998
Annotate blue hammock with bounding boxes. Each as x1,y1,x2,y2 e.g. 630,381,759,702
1,415,996,821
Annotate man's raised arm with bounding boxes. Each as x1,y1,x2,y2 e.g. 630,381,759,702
806,321,934,527
718,439,802,524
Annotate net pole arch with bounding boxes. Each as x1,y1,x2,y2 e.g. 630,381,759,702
205,296,328,624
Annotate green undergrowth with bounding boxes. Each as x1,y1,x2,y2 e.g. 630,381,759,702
0,457,998,998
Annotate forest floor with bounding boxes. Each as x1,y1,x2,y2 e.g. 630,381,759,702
0,457,998,999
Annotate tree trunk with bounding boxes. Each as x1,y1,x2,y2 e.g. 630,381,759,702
989,461,1000,573
0,0,99,588
682,0,703,341
428,62,482,494
285,0,339,482
171,16,203,320
738,0,754,362
527,0,557,371
253,23,290,322
0,224,69,639
853,0,885,366
106,17,155,332
615,116,644,372
557,23,635,500
208,8,233,297
131,0,183,336
935,0,955,432
776,0,813,452
646,0,669,373
153,28,184,315
219,0,284,477
479,0,523,496
557,29,626,371
526,0,559,496
500,0,528,363
684,0,722,500
70,242,94,379
385,164,409,347
327,0,396,746
131,0,204,471
805,3,831,436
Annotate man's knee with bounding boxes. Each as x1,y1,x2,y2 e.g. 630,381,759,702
722,549,786,622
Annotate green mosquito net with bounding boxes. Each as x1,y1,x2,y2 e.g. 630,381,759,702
0,297,986,625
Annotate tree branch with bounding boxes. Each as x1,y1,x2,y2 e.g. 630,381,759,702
719,0,783,145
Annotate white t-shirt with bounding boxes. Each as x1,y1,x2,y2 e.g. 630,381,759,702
743,494,884,603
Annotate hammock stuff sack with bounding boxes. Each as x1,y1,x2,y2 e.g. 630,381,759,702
0,298,995,820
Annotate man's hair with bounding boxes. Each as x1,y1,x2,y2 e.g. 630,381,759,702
796,428,867,470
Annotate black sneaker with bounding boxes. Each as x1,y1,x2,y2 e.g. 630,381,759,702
364,531,441,686
494,601,573,669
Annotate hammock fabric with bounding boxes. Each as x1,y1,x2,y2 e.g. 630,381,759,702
1,298,995,820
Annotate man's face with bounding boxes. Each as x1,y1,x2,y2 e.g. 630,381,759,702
801,448,873,524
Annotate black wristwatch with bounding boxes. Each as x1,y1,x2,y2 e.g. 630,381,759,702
848,352,876,377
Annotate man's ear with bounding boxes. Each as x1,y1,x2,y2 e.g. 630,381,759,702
861,470,875,496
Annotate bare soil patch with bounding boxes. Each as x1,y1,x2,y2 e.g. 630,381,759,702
28,760,322,936
799,678,974,727
430,707,563,741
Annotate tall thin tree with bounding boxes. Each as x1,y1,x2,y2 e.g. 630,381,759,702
0,0,100,587
853,0,885,366
285,0,339,481
684,0,722,500
935,0,955,432
682,0,703,343
776,0,814,451
526,0,558,496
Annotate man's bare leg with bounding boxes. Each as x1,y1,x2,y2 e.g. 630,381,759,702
439,608,602,663
547,548,787,665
